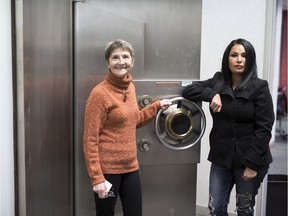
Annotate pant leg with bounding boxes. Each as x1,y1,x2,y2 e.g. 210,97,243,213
94,174,121,216
233,167,269,216
208,164,235,216
119,170,142,216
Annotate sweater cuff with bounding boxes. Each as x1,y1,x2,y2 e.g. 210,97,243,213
155,100,161,110
91,175,105,186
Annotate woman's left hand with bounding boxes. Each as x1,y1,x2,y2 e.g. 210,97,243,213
242,167,257,181
160,99,172,110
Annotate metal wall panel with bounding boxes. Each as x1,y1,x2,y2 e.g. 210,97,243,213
74,1,202,215
20,0,73,215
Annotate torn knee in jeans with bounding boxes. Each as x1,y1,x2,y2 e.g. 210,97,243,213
236,193,253,213
208,194,216,216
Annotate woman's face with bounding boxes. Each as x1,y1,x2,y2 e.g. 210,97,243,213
228,44,246,76
108,48,134,78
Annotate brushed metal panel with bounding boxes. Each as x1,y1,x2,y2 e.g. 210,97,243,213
140,164,197,215
75,0,202,80
74,0,202,215
134,80,201,165
22,0,72,215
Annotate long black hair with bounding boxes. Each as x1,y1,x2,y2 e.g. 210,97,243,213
221,38,258,90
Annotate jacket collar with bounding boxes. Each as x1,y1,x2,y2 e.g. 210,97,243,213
221,86,250,99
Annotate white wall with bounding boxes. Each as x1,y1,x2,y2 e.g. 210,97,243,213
0,0,15,215
198,0,278,215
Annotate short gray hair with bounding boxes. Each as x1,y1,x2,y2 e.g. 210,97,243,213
104,39,135,61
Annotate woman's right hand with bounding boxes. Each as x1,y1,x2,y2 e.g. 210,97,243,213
93,182,107,199
210,94,222,113
160,99,172,110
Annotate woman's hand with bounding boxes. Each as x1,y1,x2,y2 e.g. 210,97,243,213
242,167,257,181
92,182,107,199
160,99,172,110
210,94,222,113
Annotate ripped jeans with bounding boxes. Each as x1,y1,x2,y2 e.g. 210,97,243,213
208,163,268,216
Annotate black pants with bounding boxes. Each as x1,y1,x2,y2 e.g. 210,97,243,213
94,170,142,216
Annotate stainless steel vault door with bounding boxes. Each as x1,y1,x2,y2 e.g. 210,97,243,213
74,0,202,215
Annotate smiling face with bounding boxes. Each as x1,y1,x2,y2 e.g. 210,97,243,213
228,44,246,76
108,48,134,78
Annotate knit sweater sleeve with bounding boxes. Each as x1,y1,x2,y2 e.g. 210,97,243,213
83,86,107,185
137,100,161,128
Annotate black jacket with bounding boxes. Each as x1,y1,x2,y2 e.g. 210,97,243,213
182,72,275,171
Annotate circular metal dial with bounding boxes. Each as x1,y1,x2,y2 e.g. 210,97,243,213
155,97,206,150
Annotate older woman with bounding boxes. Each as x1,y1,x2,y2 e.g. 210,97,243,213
83,39,171,216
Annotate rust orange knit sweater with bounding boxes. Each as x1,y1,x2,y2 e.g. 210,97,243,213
83,71,161,185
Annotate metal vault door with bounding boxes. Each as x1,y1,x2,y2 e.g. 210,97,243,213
74,0,202,215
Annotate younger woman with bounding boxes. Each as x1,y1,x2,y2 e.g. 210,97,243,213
182,38,275,216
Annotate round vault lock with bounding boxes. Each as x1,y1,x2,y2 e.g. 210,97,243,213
165,108,193,140
155,97,206,150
